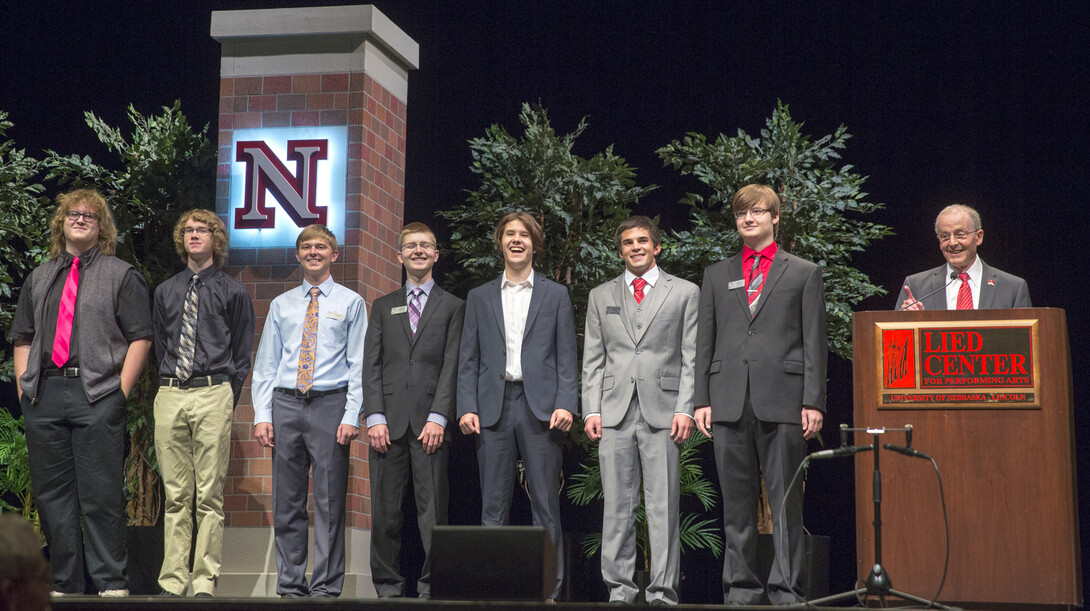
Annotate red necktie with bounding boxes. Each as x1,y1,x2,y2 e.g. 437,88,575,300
956,272,973,310
52,257,80,367
632,277,646,304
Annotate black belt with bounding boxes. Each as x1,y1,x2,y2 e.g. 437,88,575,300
275,386,348,400
44,367,80,378
160,375,229,389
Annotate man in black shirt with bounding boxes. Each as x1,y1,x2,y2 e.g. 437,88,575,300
10,189,152,598
152,209,254,597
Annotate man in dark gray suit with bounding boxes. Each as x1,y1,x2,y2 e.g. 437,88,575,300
695,184,827,605
583,216,699,606
457,211,578,604
897,204,1031,310
364,222,464,600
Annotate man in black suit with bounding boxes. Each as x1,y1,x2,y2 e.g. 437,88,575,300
695,184,827,605
897,204,1031,310
457,211,578,603
364,222,465,600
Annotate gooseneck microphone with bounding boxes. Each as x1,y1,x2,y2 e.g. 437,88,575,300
810,444,874,460
883,443,932,461
898,271,959,311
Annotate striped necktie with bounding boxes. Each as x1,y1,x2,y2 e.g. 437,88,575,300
747,254,763,315
175,274,199,381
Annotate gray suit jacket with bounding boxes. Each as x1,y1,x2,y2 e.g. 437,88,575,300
457,273,579,427
582,270,699,429
363,285,465,439
895,259,1031,310
695,250,828,424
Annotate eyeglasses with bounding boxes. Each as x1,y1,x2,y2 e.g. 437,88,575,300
936,230,976,243
734,207,771,219
66,210,98,223
183,227,212,235
401,242,436,252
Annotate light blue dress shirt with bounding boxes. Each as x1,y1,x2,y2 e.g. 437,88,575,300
252,275,367,427
364,279,449,431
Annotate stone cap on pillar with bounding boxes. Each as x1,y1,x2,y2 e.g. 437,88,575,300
211,4,419,101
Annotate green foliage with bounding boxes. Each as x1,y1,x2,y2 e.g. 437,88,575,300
43,101,217,525
437,102,655,340
0,407,37,528
567,433,724,568
657,101,892,358
0,112,52,383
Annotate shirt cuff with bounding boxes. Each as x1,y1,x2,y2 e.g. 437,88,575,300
366,413,387,429
674,412,695,421
427,412,448,428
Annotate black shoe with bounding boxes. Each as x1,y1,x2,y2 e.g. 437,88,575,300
194,592,212,598
156,590,181,597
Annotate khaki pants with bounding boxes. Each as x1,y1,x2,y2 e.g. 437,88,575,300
154,382,233,595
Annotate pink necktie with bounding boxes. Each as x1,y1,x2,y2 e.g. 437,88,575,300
956,273,973,310
632,277,646,304
52,257,80,367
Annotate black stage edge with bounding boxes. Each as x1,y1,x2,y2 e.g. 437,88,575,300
51,600,866,611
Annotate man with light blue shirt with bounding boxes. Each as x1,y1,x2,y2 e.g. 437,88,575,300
252,224,367,598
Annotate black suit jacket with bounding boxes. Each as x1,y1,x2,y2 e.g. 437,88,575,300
363,285,465,439
895,259,1031,310
695,250,828,424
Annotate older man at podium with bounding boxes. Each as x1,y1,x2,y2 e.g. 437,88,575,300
897,204,1031,311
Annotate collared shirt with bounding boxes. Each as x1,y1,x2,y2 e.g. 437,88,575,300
945,256,983,310
9,246,150,367
364,279,448,431
153,264,255,401
623,264,660,300
251,275,367,427
742,241,779,302
501,269,535,381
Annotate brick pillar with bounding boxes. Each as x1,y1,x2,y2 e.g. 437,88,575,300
210,6,417,597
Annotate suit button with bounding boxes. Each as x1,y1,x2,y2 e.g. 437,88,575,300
743,358,749,364
635,349,641,354
630,377,635,383
748,331,755,336
637,323,642,329
409,360,416,365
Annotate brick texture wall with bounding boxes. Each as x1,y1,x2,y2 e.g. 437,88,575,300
215,71,407,530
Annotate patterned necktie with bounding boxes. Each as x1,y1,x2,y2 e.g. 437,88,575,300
51,256,80,368
632,277,646,304
175,274,200,382
747,254,763,315
408,287,422,337
956,272,973,310
297,286,321,393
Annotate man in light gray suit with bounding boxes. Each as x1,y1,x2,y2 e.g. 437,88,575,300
364,222,464,599
583,216,699,606
457,211,578,603
897,204,1031,310
695,184,827,605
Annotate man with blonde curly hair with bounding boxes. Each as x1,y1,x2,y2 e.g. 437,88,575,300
152,209,254,597
10,188,152,598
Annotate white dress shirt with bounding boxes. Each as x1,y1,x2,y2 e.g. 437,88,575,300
501,269,535,381
945,256,982,310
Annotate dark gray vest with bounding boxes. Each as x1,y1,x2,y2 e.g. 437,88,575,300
20,250,140,403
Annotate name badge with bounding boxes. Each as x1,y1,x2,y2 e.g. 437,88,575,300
326,310,345,321
606,306,621,315
391,306,408,315
728,279,745,290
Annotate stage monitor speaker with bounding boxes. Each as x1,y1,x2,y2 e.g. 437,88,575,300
430,525,556,601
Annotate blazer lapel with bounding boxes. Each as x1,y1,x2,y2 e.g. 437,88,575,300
634,272,673,344
524,274,545,335
392,289,414,344
750,254,788,319
489,275,506,342
977,261,997,309
924,266,949,310
613,275,637,344
729,255,749,315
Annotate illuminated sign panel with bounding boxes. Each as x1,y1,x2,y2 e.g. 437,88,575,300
875,319,1040,409
229,126,348,248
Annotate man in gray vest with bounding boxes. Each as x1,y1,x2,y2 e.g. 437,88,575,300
10,189,152,598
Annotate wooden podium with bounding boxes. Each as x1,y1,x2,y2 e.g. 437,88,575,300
852,308,1081,608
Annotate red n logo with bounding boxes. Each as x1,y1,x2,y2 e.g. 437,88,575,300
234,139,329,229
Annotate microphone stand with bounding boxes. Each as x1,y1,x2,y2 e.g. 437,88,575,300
807,426,956,609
